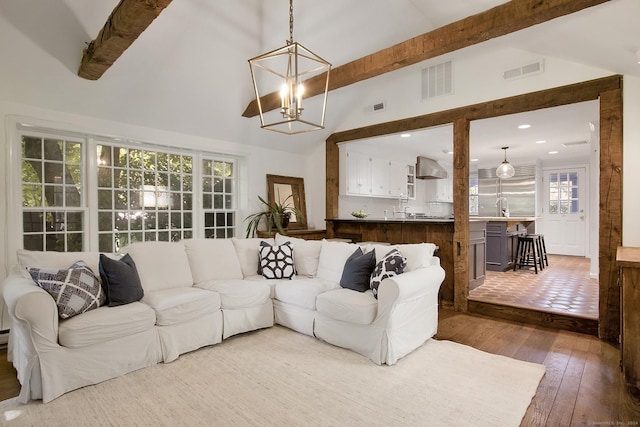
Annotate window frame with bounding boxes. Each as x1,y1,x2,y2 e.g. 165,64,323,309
9,123,239,257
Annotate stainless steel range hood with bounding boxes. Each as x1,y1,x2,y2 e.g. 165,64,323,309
416,156,447,179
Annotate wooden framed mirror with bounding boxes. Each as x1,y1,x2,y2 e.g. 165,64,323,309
266,174,308,229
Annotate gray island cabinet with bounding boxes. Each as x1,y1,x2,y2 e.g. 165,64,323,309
472,217,536,272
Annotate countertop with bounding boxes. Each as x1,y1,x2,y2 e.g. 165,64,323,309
326,217,454,223
470,216,539,222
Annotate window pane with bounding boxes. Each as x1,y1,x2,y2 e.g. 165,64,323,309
23,212,43,232
99,233,113,252
66,143,82,164
66,212,83,231
22,185,42,207
22,160,41,183
22,136,42,159
99,212,112,231
98,167,112,187
65,186,81,207
44,163,63,183
67,233,83,251
24,234,43,251
44,139,63,161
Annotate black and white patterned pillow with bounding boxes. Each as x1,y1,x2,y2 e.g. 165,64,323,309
370,248,406,299
259,242,296,279
28,261,106,319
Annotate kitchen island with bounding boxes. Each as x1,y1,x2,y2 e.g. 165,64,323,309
325,217,454,302
471,217,538,272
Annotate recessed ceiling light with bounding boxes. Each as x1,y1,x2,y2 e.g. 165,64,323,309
518,124,531,129
548,151,559,154
535,140,546,144
400,133,411,138
471,158,479,162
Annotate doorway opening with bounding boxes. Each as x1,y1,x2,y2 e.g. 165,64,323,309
467,102,599,321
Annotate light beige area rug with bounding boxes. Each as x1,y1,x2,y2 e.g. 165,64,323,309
0,326,545,427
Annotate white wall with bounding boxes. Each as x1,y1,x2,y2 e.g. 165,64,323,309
623,76,640,246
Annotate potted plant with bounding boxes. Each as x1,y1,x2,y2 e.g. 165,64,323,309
244,194,304,237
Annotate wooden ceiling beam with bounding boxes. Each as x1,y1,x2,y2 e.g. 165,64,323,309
242,0,611,117
78,0,174,80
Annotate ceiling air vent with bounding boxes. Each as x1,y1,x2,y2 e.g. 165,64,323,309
503,59,544,80
562,141,588,147
422,60,453,100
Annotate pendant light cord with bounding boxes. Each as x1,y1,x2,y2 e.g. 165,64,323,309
289,0,294,44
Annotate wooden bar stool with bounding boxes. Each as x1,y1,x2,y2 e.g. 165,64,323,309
513,235,543,273
538,234,549,267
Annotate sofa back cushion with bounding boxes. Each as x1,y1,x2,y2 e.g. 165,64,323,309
124,242,194,291
368,243,436,272
316,240,360,284
231,238,275,277
275,234,322,278
17,249,102,280
183,239,243,284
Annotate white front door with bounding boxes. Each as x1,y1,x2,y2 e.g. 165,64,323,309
542,168,587,256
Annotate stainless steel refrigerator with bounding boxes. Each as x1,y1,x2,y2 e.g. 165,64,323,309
477,166,536,217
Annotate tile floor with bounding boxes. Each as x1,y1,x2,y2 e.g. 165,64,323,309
469,254,599,319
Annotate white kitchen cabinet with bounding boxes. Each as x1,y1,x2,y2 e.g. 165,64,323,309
436,175,454,202
343,148,414,199
388,160,406,197
346,150,372,195
371,157,390,196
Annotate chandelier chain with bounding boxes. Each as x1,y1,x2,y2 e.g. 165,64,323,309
289,0,294,43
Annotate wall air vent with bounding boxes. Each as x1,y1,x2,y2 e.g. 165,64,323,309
364,101,386,113
422,60,453,100
503,59,544,80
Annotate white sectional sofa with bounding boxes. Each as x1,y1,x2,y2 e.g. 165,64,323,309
2,235,445,403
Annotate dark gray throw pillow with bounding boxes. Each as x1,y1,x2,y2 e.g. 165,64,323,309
340,247,376,292
99,253,144,306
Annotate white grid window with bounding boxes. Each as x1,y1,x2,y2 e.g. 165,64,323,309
96,144,194,252
202,158,236,238
548,172,579,215
21,135,86,251
16,127,239,254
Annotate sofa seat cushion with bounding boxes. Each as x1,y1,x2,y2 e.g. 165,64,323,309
58,302,156,348
195,280,271,309
273,278,340,310
316,289,378,325
141,287,221,326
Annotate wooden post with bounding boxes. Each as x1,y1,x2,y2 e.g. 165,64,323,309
453,118,470,312
599,87,623,341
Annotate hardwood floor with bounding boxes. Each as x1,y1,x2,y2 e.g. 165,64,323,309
0,346,20,402
437,308,640,426
0,311,638,426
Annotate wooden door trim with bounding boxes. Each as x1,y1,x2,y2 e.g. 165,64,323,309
325,74,623,340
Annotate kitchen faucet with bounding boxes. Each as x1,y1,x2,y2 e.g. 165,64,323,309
393,193,410,218
495,196,510,217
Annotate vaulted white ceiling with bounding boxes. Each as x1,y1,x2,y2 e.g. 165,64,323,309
0,0,638,162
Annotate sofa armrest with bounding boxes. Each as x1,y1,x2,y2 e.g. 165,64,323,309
3,275,60,350
377,265,445,306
